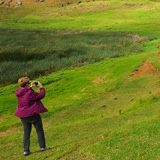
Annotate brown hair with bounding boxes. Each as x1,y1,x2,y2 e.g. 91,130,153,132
18,77,30,87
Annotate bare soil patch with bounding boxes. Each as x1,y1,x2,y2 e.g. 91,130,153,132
131,61,160,79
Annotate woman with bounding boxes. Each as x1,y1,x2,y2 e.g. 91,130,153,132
15,77,49,156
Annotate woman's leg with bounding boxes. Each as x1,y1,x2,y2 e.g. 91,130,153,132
21,118,32,152
32,114,46,148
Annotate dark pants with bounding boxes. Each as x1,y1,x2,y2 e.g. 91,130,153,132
21,114,46,152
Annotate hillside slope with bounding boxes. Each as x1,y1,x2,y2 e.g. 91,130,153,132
1,51,160,159
1,0,160,159
0,0,160,38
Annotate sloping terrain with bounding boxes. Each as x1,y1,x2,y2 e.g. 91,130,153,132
0,0,160,38
1,51,160,159
1,0,160,159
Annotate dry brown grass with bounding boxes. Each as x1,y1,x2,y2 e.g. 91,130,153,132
92,75,108,86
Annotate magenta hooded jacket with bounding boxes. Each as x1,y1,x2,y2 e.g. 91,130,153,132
15,87,48,118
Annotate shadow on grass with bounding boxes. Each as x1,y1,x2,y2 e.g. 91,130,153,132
30,146,56,155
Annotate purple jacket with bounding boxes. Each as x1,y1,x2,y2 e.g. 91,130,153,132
15,87,48,118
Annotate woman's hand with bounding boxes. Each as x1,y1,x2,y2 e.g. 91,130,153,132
30,81,36,88
38,82,43,88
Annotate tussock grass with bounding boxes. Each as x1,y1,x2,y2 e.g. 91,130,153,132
0,28,148,85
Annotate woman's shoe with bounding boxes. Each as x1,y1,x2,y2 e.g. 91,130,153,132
24,151,30,156
41,147,50,151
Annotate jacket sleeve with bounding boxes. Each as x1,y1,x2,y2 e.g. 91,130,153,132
29,88,45,101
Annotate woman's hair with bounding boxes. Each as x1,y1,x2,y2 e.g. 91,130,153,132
18,77,30,87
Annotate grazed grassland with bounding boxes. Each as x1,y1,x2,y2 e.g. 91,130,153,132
1,0,160,159
1,0,160,38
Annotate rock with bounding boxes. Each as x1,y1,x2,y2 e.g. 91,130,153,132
101,105,106,108
67,1,71,5
14,1,22,8
5,3,10,7
77,1,81,5
14,4,18,7
0,1,4,5
14,4,18,8
17,2,22,5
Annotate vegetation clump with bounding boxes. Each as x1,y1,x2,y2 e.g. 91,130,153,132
0,28,148,85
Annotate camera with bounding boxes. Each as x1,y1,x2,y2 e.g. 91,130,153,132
35,82,39,86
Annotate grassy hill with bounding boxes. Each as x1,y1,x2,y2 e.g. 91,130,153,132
1,0,160,159
1,51,160,159
0,0,160,37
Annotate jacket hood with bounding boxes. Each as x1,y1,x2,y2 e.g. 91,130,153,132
15,88,30,97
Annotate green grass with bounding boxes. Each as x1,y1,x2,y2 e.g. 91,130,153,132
2,51,160,159
2,0,160,159
1,0,160,38
0,28,148,85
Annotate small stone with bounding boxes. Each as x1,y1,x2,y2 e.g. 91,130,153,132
5,3,10,7
17,2,22,5
14,1,22,8
77,1,81,5
67,1,71,5
0,1,4,5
